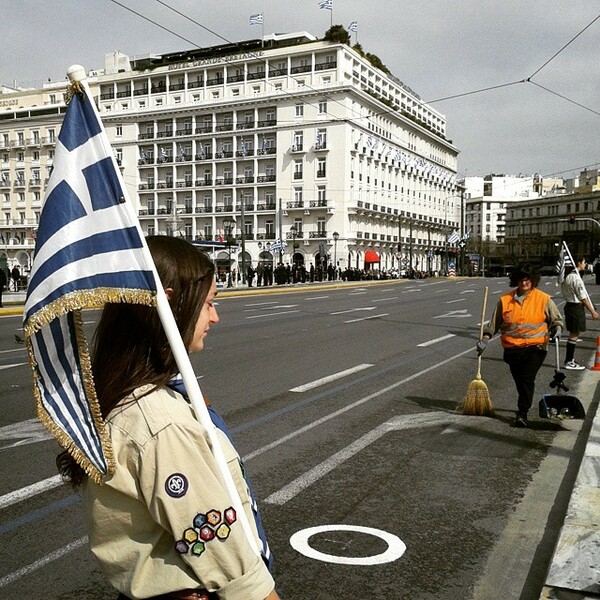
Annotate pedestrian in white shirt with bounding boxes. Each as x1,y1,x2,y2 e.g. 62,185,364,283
560,257,599,370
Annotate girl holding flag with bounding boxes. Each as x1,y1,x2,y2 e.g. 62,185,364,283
58,236,279,600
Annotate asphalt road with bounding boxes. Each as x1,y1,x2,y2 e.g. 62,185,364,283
0,276,597,599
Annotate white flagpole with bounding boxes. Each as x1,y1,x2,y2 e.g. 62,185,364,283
68,66,261,557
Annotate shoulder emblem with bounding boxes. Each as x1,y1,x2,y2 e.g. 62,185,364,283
165,473,189,498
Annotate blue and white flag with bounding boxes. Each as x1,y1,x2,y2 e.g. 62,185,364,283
319,0,333,10
348,21,358,32
269,238,288,254
249,13,263,25
23,81,158,482
556,240,574,284
447,230,460,245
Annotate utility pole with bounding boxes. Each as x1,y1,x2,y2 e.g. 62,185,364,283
240,193,246,284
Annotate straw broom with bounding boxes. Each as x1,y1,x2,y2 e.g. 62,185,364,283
460,286,494,416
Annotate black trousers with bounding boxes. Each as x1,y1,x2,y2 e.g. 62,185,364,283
503,346,547,416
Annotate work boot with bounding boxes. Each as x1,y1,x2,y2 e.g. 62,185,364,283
514,413,529,428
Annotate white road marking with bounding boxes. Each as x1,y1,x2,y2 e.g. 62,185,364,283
433,309,471,319
460,290,475,294
348,291,367,295
331,307,375,315
492,290,503,294
290,364,374,393
0,362,27,370
0,475,62,510
0,348,26,355
245,301,279,307
0,536,88,588
246,310,300,319
417,334,456,347
445,298,465,304
0,418,52,450
265,412,482,505
243,344,475,463
344,313,388,323
434,288,450,293
402,289,421,293
372,297,398,302
290,525,406,565
305,296,329,300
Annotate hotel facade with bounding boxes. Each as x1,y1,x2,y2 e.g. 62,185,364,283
0,32,460,279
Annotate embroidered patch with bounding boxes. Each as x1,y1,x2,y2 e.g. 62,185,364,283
165,473,188,498
175,506,237,556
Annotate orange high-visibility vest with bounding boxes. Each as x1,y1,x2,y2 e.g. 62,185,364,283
500,288,550,348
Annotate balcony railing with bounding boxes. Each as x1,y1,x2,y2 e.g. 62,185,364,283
309,231,327,238
315,61,337,71
138,132,154,140
188,80,204,89
195,125,212,134
290,65,311,74
257,203,277,211
169,83,185,91
227,74,245,83
257,175,276,183
257,147,276,155
257,119,277,128
237,121,255,130
268,68,287,77
176,128,192,136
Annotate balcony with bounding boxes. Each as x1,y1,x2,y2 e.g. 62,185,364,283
29,179,42,187
237,121,255,130
314,143,328,151
151,83,167,93
257,146,277,156
257,119,277,128
287,201,304,209
236,149,254,157
257,175,276,183
227,74,245,83
157,156,173,163
293,172,303,180
116,90,131,98
316,170,326,178
268,68,287,77
138,183,155,190
0,179,11,189
196,179,213,186
247,71,265,80
290,144,304,153
157,131,173,138
315,61,336,71
133,87,148,96
100,92,115,100
206,77,224,86
291,65,311,74
215,123,234,132
169,83,185,91
286,230,304,239
188,79,204,89
257,233,276,240
237,176,254,184
309,200,328,208
310,231,327,238
175,128,192,136
195,125,212,134
257,204,277,211
195,152,213,160
138,132,154,140
176,181,193,188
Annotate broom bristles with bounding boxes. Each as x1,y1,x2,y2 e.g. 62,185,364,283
460,377,494,416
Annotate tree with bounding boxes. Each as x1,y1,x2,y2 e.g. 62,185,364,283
324,25,350,45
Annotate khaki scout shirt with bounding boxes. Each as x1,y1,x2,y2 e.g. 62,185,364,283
82,386,275,600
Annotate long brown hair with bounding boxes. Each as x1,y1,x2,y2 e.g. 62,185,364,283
57,236,215,485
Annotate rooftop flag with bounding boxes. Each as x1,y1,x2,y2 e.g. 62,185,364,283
319,0,333,10
249,13,263,25
23,70,158,482
348,21,358,32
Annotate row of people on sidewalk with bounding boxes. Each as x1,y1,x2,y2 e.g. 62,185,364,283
0,265,25,307
477,257,597,428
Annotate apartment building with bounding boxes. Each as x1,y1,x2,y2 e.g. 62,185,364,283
0,32,460,277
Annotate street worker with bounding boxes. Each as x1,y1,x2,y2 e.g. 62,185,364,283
560,256,599,370
57,236,279,600
477,265,563,428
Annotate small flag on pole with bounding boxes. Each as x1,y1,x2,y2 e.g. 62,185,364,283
319,0,333,10
23,74,158,482
348,21,358,32
249,13,263,25
447,230,460,244
556,240,574,284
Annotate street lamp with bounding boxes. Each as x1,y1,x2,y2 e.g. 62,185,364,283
223,218,235,287
332,231,339,279
290,225,298,269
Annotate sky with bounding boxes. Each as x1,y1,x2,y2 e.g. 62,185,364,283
2,1,599,180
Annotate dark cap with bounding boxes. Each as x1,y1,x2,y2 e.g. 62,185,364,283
509,264,540,288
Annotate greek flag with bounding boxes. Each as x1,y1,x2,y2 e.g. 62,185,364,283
348,21,358,32
319,0,333,10
269,238,288,254
447,230,460,244
23,81,157,482
556,240,574,284
249,13,263,25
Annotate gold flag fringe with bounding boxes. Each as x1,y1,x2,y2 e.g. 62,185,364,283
24,287,156,484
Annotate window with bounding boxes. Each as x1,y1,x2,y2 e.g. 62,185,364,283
295,104,304,118
32,131,40,144
294,187,303,204
48,129,56,143
32,150,40,162
316,157,326,178
317,186,326,204
293,159,303,180
116,125,123,137
293,131,303,151
316,129,327,149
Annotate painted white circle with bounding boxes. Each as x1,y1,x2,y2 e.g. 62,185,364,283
290,524,406,565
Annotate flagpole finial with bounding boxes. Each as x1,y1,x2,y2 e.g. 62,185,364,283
67,65,87,83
